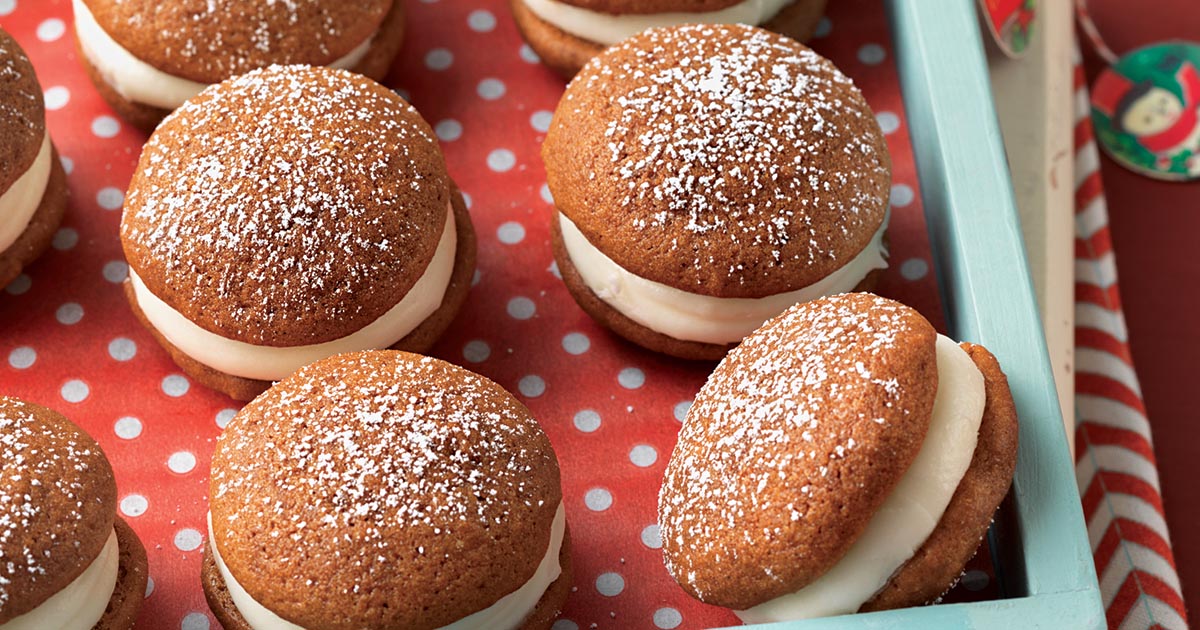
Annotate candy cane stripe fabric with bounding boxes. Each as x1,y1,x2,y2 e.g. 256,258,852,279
1072,50,1190,630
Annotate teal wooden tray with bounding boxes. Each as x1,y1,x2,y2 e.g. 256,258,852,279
727,0,1105,627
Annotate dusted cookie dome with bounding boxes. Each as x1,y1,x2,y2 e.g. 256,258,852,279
544,24,891,359
204,351,570,629
0,398,116,621
0,31,44,195
659,293,1018,620
0,397,148,629
74,0,406,130
545,23,890,297
120,64,476,400
0,28,68,288
81,0,393,83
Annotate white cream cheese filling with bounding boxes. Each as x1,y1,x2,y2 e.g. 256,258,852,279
735,335,986,622
208,504,566,630
72,0,376,110
558,212,888,345
0,528,119,630
0,133,51,254
522,0,795,46
129,206,457,382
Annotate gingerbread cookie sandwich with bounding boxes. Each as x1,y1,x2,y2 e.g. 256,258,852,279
0,396,148,629
0,29,68,289
120,64,476,401
658,293,1019,621
203,350,571,629
543,24,891,360
73,0,405,130
512,0,828,77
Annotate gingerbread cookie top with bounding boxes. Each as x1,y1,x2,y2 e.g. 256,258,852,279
543,24,890,298
659,294,937,608
0,29,45,195
209,351,562,628
80,0,392,84
0,397,117,623
121,65,450,346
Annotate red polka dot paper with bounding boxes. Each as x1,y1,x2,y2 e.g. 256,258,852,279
0,0,999,628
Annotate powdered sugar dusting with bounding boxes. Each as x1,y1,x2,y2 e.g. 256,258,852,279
568,24,888,282
210,352,559,600
658,293,932,601
0,398,107,609
121,64,447,345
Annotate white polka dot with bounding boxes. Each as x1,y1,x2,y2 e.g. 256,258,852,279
91,116,120,138
114,416,143,439
471,269,482,286
962,569,990,591
61,379,89,403
108,338,136,361
393,88,411,102
43,86,70,110
530,110,553,133
5,274,31,295
876,111,900,135
463,339,491,363
507,296,536,319
673,400,691,422
215,408,237,429
424,48,453,71
181,612,210,630
145,576,155,597
629,444,657,467
477,78,506,100
813,16,832,38
103,260,128,283
547,260,561,279
562,332,590,354
120,494,148,517
573,409,600,433
890,184,915,208
497,221,525,244
618,367,645,389
52,227,78,250
539,183,553,204
56,303,83,325
595,572,624,596
519,44,540,63
518,375,545,398
8,346,35,369
900,258,930,281
0,0,15,17
858,43,887,65
162,374,190,397
584,488,612,511
467,9,496,31
167,451,197,474
96,187,124,210
654,608,683,629
640,524,661,549
59,156,73,174
174,528,203,552
550,621,577,630
434,119,462,141
487,148,516,172
36,18,65,42
462,192,473,208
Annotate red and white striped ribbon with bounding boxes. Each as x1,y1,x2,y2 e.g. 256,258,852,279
1071,45,1190,630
